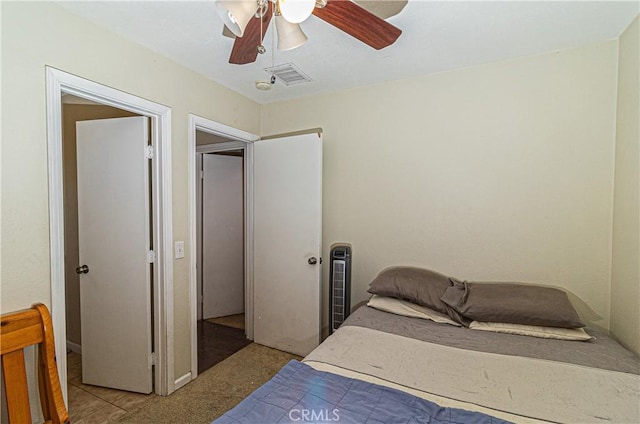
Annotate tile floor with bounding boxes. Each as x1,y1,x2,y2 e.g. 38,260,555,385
66,352,155,423
65,342,301,423
67,316,250,423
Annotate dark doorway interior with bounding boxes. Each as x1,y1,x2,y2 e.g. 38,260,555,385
197,320,251,374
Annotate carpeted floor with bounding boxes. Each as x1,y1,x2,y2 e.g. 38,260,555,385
117,343,301,423
198,320,252,374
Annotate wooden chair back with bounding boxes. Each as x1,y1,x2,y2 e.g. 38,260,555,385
1,303,69,424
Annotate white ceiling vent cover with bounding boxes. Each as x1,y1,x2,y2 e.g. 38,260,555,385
265,63,312,86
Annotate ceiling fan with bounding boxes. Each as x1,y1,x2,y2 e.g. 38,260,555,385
215,0,405,65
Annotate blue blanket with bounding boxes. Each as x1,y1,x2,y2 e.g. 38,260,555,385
213,361,510,424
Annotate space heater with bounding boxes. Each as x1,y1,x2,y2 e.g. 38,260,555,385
329,244,352,334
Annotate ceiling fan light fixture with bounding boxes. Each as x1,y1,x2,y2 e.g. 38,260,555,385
275,15,308,51
278,0,315,24
215,0,258,37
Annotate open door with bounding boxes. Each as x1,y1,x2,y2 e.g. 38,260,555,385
253,132,322,356
76,116,153,393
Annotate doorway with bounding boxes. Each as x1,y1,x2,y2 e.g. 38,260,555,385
187,117,324,377
60,97,156,419
188,115,259,381
196,134,252,373
46,68,174,403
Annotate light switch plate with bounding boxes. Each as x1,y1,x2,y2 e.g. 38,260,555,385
175,241,185,259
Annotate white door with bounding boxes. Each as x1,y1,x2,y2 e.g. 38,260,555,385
76,116,153,394
253,132,322,356
202,153,244,319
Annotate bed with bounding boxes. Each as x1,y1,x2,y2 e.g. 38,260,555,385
213,269,640,424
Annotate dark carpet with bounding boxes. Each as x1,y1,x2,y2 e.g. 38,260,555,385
198,320,252,374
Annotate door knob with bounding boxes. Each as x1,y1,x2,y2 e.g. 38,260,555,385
76,265,89,274
308,257,318,265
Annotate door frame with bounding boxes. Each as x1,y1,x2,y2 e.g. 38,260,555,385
188,114,259,381
45,67,174,400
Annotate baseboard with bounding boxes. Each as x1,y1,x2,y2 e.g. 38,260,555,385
174,372,192,391
66,341,82,354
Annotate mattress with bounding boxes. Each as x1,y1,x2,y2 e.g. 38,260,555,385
302,306,640,423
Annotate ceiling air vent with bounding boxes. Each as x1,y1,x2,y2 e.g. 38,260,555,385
264,63,312,86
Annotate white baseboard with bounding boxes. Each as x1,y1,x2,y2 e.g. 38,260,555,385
174,372,192,391
66,341,82,354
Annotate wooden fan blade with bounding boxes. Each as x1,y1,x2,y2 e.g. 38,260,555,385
229,2,273,65
313,0,402,50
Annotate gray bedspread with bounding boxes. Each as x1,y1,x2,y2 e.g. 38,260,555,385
344,306,639,374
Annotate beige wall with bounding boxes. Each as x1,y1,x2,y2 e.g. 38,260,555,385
62,104,139,346
262,41,619,332
610,16,640,355
1,1,636,398
0,2,260,380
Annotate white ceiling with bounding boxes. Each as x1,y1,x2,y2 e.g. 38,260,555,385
57,1,638,104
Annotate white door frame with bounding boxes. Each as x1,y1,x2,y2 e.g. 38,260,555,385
45,67,174,401
188,114,258,381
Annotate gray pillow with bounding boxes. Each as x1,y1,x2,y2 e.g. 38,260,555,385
367,267,454,315
440,281,584,328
